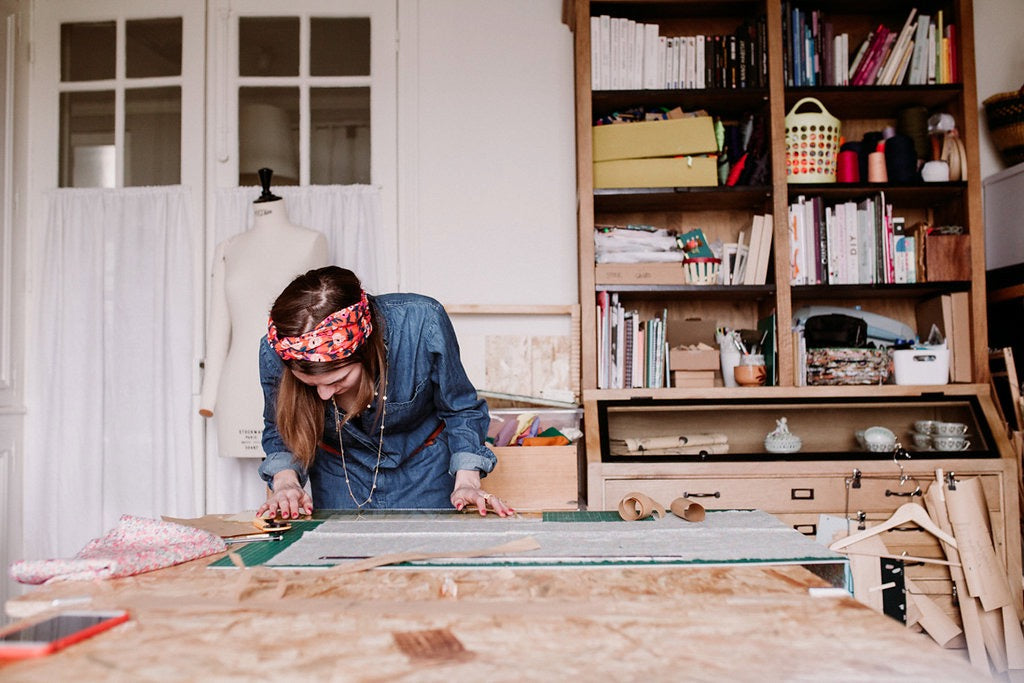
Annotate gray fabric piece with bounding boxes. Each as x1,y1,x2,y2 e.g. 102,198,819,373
264,510,844,568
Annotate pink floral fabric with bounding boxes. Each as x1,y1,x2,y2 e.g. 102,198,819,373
9,515,227,584
267,290,373,362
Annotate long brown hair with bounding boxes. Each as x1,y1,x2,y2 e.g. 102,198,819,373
269,266,388,467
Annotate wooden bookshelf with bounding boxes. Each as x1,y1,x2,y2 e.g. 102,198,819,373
568,0,1018,607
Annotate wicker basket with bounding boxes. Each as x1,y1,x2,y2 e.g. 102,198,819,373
785,97,841,183
682,257,721,285
983,86,1024,166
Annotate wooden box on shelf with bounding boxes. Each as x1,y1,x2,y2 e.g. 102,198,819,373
486,444,581,511
595,262,686,286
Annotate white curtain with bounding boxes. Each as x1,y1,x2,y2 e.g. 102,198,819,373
205,185,382,514
24,187,196,560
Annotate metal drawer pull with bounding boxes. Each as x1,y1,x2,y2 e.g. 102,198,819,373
791,488,814,500
885,487,922,497
682,491,720,499
793,524,817,535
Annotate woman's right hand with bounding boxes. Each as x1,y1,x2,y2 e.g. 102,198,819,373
257,470,313,519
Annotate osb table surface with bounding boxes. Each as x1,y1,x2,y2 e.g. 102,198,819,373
2,553,985,682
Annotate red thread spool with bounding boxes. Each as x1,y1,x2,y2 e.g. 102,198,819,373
836,150,860,183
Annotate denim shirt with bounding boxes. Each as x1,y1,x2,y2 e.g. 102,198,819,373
258,292,494,509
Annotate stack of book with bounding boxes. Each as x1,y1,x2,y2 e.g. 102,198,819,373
788,192,918,286
589,14,768,90
596,293,669,389
784,5,959,87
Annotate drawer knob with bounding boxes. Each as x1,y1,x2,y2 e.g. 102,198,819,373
683,491,720,499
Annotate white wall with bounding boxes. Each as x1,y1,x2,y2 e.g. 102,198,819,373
974,0,1024,180
397,0,578,306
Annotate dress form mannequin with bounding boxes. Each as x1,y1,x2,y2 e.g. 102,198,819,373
200,168,329,458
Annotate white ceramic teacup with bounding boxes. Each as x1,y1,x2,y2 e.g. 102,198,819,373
934,421,968,436
911,432,932,450
932,435,970,451
913,420,937,434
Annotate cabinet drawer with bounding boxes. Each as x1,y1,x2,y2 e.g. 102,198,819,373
848,473,1003,513
601,476,848,513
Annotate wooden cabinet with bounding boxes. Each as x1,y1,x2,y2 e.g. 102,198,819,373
568,0,1018,591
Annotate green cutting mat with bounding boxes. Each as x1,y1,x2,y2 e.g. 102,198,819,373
542,510,652,522
208,520,323,567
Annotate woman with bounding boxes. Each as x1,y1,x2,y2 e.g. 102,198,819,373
256,266,512,517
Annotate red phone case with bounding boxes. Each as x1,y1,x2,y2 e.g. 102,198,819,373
0,610,130,659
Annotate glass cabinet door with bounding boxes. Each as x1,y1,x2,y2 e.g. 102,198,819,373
599,392,997,461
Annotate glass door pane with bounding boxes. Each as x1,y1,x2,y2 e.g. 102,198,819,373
59,90,115,188
125,86,181,187
238,86,299,186
310,87,369,185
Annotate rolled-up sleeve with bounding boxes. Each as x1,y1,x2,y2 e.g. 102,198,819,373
424,305,496,477
258,338,308,488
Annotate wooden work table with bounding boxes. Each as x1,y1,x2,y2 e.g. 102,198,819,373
2,552,986,680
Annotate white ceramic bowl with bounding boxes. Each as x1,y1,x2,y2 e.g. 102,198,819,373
860,426,896,452
765,434,802,454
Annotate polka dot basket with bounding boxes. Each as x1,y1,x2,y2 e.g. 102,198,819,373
785,97,841,183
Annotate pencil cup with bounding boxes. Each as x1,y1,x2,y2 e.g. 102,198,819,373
720,349,741,388
734,355,766,387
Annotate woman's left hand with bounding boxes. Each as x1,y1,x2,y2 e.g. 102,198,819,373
451,469,515,517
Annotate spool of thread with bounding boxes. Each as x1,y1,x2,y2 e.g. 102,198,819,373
921,160,950,182
868,142,888,183
860,132,884,184
884,134,919,183
836,150,860,183
898,106,930,160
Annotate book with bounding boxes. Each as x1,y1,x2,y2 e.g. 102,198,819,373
908,14,930,84
754,213,773,285
743,214,765,285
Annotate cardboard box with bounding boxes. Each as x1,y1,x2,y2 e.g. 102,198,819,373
593,116,719,161
667,317,720,370
594,156,719,189
595,262,686,286
672,370,716,388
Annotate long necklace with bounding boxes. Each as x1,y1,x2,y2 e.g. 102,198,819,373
332,394,387,509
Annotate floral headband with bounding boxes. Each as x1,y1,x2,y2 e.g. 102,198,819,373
267,291,373,362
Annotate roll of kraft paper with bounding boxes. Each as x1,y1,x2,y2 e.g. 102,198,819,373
618,492,665,520
670,497,707,522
